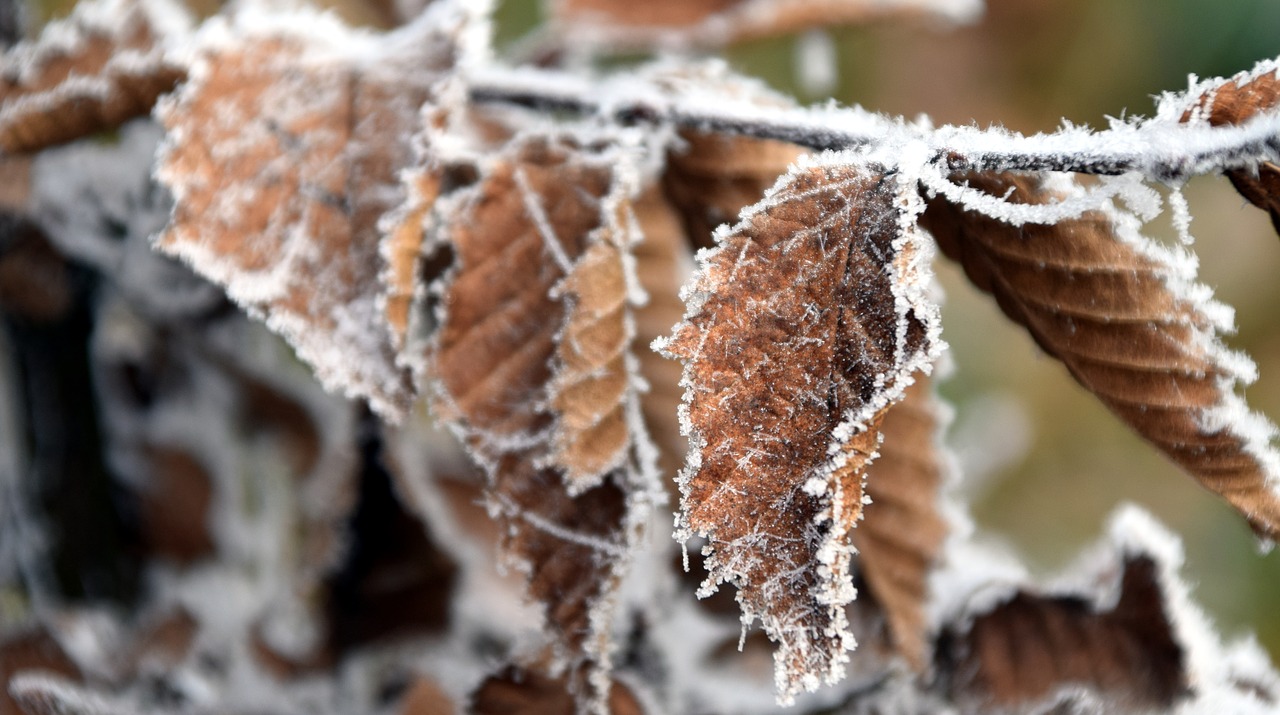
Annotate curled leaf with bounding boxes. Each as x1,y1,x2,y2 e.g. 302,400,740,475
935,512,1190,712
852,375,949,670
632,186,692,489
660,158,940,701
0,0,189,153
155,4,479,419
921,172,1280,541
1177,59,1280,234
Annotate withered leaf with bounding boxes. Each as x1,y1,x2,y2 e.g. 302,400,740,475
1,628,80,715
0,0,188,154
548,204,635,489
1179,62,1280,234
632,186,692,489
664,131,808,251
155,5,474,420
469,665,646,715
921,172,1280,542
851,375,948,670
936,556,1185,712
660,159,939,701
430,134,650,700
549,0,977,49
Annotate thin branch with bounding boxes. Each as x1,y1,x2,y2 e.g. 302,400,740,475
469,66,1280,182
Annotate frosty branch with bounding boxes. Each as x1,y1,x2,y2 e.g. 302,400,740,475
470,65,1280,181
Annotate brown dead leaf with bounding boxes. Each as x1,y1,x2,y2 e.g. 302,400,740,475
921,172,1280,542
430,134,648,698
852,375,948,670
549,0,975,49
632,187,691,489
936,556,1185,711
664,131,808,251
1180,65,1280,234
660,161,938,700
0,629,80,715
0,0,188,154
155,7,472,420
469,666,645,715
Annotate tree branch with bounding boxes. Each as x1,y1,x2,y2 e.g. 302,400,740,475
469,66,1280,182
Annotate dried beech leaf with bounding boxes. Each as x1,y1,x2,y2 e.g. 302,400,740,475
632,187,692,488
470,666,645,715
1178,61,1280,234
155,5,476,420
851,375,948,670
0,0,189,153
549,0,979,49
921,172,1280,541
664,131,808,251
937,556,1184,712
431,134,651,702
660,159,940,701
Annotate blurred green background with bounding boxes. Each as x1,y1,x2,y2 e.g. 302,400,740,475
27,0,1280,663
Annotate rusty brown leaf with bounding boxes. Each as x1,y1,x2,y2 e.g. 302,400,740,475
430,134,650,700
0,0,188,154
664,131,808,251
1180,66,1280,234
632,186,692,489
549,0,974,49
660,160,939,700
936,556,1185,712
155,7,473,420
852,375,949,670
921,172,1280,542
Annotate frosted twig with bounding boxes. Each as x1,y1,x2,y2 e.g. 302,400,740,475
469,66,1280,182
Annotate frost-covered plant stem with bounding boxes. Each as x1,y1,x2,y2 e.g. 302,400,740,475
470,65,1280,182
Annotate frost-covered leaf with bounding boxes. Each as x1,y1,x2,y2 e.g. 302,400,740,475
851,375,949,670
0,0,189,154
430,133,655,705
1176,58,1280,234
469,666,647,715
938,555,1183,712
155,3,481,420
921,171,1280,542
659,157,940,702
548,0,980,50
397,675,458,715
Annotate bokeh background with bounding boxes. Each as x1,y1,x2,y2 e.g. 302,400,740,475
22,0,1280,665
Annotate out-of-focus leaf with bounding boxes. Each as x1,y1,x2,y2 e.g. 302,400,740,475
0,0,189,154
155,4,479,420
852,375,949,670
469,666,646,715
547,0,979,50
660,159,939,701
